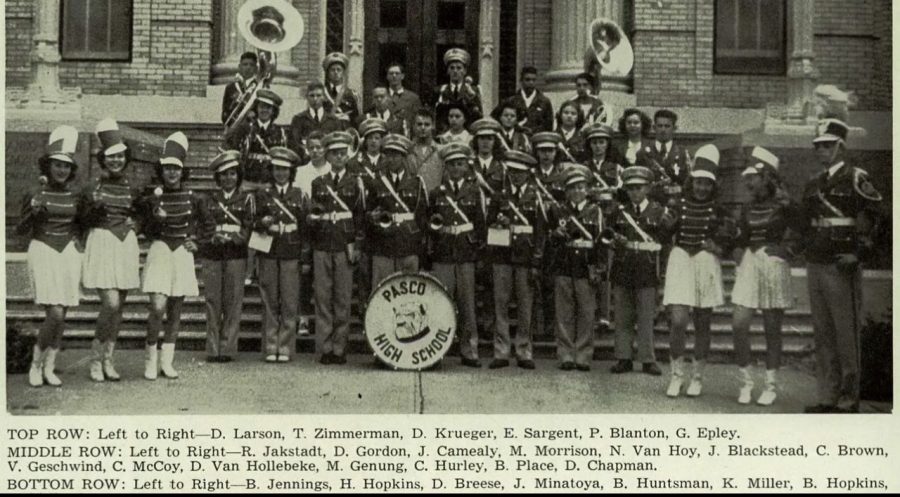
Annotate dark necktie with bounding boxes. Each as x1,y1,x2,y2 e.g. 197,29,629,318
661,143,668,158
332,173,339,186
633,203,641,216
452,85,459,99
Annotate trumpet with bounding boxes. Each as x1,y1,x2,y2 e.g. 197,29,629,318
373,208,394,229
429,213,445,231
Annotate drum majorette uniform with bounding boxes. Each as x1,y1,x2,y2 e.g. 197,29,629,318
322,52,361,125
226,89,289,188
636,138,691,206
547,169,605,371
486,151,547,369
18,125,86,387
800,119,883,414
367,134,428,286
136,132,210,381
82,118,141,382
731,147,796,406
199,150,254,363
252,147,307,362
434,48,484,134
428,143,487,367
309,131,367,365
605,167,665,376
661,144,735,397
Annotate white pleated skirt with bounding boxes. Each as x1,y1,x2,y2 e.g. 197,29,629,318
141,241,199,297
662,246,724,308
731,247,793,309
82,229,141,290
27,239,83,307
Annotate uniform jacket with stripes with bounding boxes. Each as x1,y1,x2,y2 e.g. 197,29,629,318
135,186,210,250
17,184,88,252
662,195,735,256
82,176,139,241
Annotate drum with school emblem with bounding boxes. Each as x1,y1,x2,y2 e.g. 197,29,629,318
364,272,457,370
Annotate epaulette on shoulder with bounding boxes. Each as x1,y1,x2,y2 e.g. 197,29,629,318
853,168,882,201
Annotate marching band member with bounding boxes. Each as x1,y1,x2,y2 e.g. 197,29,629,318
226,88,289,191
367,134,428,285
322,52,361,125
19,125,86,387
554,101,588,163
437,103,473,145
547,168,605,372
617,108,653,168
731,147,796,405
198,150,254,363
605,166,665,376
637,109,691,206
486,150,546,370
428,143,487,368
221,52,258,124
660,144,734,397
469,118,506,193
434,48,483,134
252,147,307,363
82,119,141,382
309,132,367,365
493,101,532,154
583,122,626,210
801,118,883,414
135,132,210,381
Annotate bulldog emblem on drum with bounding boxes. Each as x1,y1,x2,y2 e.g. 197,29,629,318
365,272,457,370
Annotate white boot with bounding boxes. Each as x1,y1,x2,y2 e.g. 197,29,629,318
29,345,44,387
43,348,63,387
737,366,754,404
757,369,778,406
666,357,684,397
159,343,179,379
102,341,121,381
686,359,704,397
144,345,158,380
89,339,105,382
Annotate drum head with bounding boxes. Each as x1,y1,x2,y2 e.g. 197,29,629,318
364,271,457,371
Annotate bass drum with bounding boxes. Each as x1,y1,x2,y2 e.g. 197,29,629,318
364,271,457,370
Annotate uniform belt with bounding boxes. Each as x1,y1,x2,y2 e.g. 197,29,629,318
440,223,474,235
392,212,416,223
247,153,270,160
511,225,533,235
279,223,298,233
812,217,856,227
664,185,682,195
313,212,353,223
624,241,661,252
216,224,241,233
567,240,594,249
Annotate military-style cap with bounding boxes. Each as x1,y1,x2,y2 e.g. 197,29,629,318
160,131,189,168
691,144,720,181
742,146,779,176
439,142,471,162
256,89,283,108
382,134,414,155
583,122,614,141
622,166,653,185
358,117,388,138
46,125,79,164
269,146,302,169
503,150,537,171
813,118,849,144
96,118,127,156
443,47,470,67
209,150,242,174
564,168,588,188
470,118,502,137
531,132,562,149
322,52,349,71
322,131,353,151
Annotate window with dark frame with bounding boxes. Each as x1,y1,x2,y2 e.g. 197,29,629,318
61,0,133,61
714,0,786,75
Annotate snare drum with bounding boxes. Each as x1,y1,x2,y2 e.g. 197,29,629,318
364,271,457,370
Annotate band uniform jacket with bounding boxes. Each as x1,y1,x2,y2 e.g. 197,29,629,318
411,141,445,193
309,171,366,253
508,89,554,134
347,153,384,188
288,108,347,156
661,195,736,256
367,170,428,258
556,128,589,163
387,87,422,132
547,200,605,279
428,177,486,264
221,78,252,124
487,180,547,267
434,82,484,133
134,186,210,250
799,162,882,265
17,184,88,251
469,156,506,203
199,189,254,260
636,141,691,203
226,119,289,184
82,176,140,241
533,165,567,205
607,200,667,288
585,158,627,212
363,109,409,137
323,84,361,125
496,127,532,154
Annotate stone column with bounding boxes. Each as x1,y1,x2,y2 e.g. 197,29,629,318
210,0,300,86
785,0,819,123
345,0,365,107
545,0,628,93
478,0,501,114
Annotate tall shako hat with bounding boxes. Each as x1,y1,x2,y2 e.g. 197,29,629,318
742,146,779,176
96,118,127,156
46,125,79,164
160,132,189,168
690,144,720,181
812,118,849,144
